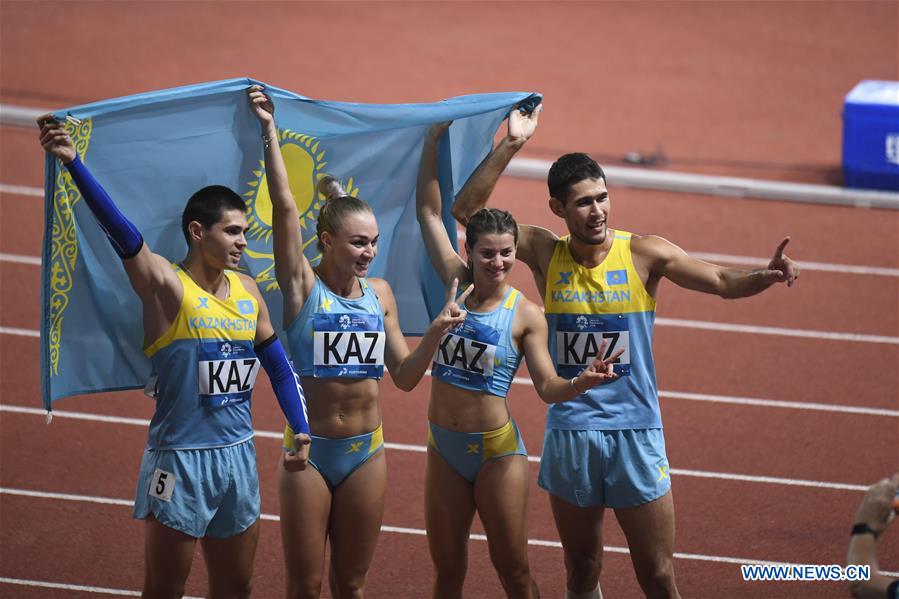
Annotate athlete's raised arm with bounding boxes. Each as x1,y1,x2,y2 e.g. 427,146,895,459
248,86,316,320
444,107,555,291
416,122,469,286
450,105,540,225
37,116,182,312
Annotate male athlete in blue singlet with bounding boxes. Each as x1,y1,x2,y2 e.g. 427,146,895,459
248,87,470,598
417,123,623,599
38,117,312,599
450,109,800,599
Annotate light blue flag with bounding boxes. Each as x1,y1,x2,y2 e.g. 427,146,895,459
40,77,540,408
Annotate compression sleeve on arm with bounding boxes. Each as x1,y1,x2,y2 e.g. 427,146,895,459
63,155,144,259
255,335,310,436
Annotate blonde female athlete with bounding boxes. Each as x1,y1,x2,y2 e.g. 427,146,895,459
248,87,469,598
416,122,623,599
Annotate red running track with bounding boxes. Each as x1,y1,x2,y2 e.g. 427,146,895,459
2,3,898,598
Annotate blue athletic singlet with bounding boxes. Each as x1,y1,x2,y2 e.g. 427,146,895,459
286,277,386,379
143,267,259,450
432,287,523,398
543,231,660,430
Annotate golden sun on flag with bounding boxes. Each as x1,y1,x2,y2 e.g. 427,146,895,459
243,129,360,290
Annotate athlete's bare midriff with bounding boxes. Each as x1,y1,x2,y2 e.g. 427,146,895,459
428,378,512,433
302,377,382,438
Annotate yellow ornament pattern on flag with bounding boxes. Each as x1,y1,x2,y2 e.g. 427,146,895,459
48,117,93,376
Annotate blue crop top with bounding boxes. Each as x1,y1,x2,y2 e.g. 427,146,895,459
431,287,523,398
286,276,386,379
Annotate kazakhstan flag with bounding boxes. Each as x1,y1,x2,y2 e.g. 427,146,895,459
40,77,540,408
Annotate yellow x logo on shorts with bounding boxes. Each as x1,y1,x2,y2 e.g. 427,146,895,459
466,443,480,454
657,465,669,481
347,441,364,454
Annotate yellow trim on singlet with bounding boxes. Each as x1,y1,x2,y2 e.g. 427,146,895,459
502,288,520,310
543,230,656,315
144,267,258,358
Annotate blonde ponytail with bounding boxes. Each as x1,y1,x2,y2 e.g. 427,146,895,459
314,175,373,252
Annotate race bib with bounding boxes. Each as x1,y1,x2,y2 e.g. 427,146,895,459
149,467,175,502
197,340,260,407
554,314,631,378
313,313,386,378
432,320,499,391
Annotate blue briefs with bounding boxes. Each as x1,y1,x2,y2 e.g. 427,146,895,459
428,420,527,483
284,423,384,489
133,439,260,538
537,428,670,509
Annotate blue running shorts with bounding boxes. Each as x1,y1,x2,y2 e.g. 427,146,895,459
537,428,670,508
133,438,260,538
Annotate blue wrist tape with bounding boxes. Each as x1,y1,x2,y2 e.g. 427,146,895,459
64,155,144,259
255,335,310,436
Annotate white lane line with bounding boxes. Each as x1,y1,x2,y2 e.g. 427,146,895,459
507,156,899,210
0,253,40,265
0,104,50,127
3,184,899,279
690,252,899,278
2,241,898,281
659,390,899,417
513,380,899,418
3,486,896,577
0,576,202,598
0,326,39,338
1,405,153,427
0,405,881,491
5,315,897,345
654,317,898,345
667,469,867,491
0,183,43,197
2,487,134,506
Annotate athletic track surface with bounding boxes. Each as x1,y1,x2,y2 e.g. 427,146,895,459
1,3,897,597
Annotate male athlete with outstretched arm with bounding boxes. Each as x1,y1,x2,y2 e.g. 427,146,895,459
450,108,800,599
